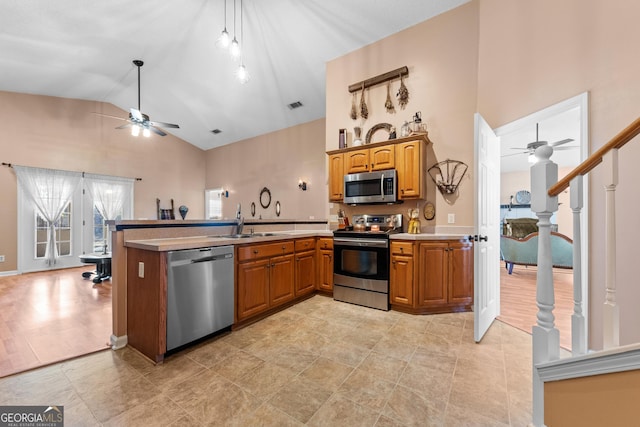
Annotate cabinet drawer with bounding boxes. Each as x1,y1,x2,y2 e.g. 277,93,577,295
295,238,316,252
237,241,294,261
317,238,333,250
391,241,414,255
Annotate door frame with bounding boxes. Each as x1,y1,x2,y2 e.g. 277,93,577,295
493,92,590,346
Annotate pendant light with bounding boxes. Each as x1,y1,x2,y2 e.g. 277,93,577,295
216,0,230,49
236,0,249,83
229,0,241,60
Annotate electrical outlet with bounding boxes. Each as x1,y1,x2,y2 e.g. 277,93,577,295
0,255,5,262
448,213,455,224
138,262,144,278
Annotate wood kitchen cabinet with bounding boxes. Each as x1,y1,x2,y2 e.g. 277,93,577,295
294,238,316,297
328,153,345,201
316,237,333,293
395,140,425,200
237,241,295,321
390,241,414,308
344,145,395,174
389,238,473,314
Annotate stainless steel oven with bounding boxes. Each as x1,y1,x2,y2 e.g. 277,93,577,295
333,214,402,311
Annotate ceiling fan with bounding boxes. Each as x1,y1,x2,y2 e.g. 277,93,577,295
95,60,179,137
503,123,575,158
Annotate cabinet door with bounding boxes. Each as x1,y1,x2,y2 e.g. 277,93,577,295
345,149,370,174
448,241,474,305
416,242,448,306
237,259,270,320
317,248,334,292
390,254,414,307
269,254,295,306
370,145,395,171
295,250,316,296
328,153,345,202
396,141,423,199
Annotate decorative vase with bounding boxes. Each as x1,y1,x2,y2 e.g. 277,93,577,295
179,205,188,220
353,127,362,146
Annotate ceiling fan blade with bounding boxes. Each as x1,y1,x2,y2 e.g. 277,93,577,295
501,151,528,158
130,108,143,121
510,147,530,150
150,126,167,136
150,121,180,129
550,138,574,147
115,123,133,130
92,112,128,121
553,146,578,151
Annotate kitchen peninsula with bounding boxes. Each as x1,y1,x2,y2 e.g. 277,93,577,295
111,220,473,363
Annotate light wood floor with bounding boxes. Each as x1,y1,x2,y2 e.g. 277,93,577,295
498,263,573,350
0,266,112,377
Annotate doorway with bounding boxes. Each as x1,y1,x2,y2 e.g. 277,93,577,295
493,92,589,348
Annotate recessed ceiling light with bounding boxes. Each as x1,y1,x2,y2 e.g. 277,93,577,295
287,101,303,110
211,129,222,134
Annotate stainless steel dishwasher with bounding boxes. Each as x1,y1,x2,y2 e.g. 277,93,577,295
166,245,234,351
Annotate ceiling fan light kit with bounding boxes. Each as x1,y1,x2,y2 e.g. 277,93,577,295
503,122,576,161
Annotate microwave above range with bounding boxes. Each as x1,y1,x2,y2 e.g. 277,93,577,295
343,169,402,205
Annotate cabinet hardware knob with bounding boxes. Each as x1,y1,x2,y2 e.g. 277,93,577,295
253,250,259,254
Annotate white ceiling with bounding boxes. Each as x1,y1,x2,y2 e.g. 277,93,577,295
0,0,470,151
500,106,582,173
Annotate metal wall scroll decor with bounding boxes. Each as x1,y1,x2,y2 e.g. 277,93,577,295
428,159,468,195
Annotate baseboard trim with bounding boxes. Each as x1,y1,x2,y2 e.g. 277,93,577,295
0,270,18,277
110,334,128,350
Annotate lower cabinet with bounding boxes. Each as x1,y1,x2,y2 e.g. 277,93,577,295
316,237,334,292
295,238,316,297
390,239,473,313
237,241,295,321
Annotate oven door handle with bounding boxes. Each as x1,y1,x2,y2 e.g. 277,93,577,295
333,237,388,248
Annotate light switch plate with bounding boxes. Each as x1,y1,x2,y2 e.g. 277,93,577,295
138,262,144,278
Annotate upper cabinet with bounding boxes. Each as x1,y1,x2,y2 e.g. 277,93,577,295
344,145,395,174
327,135,428,203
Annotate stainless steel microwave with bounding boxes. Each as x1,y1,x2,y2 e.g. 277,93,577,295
343,170,400,205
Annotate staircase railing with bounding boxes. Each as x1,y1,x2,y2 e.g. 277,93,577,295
531,116,640,426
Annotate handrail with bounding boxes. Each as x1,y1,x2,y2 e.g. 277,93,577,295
548,116,640,197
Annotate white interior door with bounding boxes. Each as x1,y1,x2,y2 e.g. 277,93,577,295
474,113,501,342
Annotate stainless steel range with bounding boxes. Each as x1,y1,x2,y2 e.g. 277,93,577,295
333,214,403,311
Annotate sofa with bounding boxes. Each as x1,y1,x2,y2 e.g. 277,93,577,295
500,231,573,274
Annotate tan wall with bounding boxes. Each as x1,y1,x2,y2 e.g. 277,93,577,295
325,2,479,228
545,369,640,426
204,118,327,221
477,0,640,348
0,90,206,273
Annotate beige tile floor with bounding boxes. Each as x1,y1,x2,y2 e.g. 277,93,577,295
0,295,533,426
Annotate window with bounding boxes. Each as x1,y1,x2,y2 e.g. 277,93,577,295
205,188,225,219
93,205,123,253
35,202,72,258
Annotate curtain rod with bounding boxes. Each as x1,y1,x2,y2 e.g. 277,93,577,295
2,162,142,181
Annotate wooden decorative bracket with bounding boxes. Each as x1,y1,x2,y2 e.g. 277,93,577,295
348,66,409,93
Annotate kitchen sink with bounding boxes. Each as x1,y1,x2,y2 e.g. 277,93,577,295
217,232,282,239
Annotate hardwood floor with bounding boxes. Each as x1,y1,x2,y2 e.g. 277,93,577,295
0,266,112,377
498,262,573,350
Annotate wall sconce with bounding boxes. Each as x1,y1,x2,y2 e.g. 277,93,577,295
298,180,307,191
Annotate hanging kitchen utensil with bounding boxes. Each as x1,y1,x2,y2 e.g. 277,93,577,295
385,81,395,113
360,82,369,119
428,159,468,195
397,73,409,109
350,92,358,120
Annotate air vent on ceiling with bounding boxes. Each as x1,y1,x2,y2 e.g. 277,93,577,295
287,101,303,110
210,129,222,134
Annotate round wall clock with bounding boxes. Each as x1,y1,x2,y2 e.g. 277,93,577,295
423,202,435,220
515,190,531,204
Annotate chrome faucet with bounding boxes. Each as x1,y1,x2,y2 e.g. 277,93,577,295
236,204,244,234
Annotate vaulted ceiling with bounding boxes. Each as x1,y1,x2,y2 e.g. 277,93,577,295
0,0,470,150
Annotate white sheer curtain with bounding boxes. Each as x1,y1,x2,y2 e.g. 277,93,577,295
14,166,82,265
84,173,134,221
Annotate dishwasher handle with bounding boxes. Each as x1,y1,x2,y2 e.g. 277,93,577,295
191,253,233,263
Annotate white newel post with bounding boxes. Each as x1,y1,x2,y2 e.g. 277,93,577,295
571,176,586,355
603,149,619,349
531,146,560,427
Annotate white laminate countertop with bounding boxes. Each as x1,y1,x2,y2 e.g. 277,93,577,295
391,233,472,241
125,230,333,252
